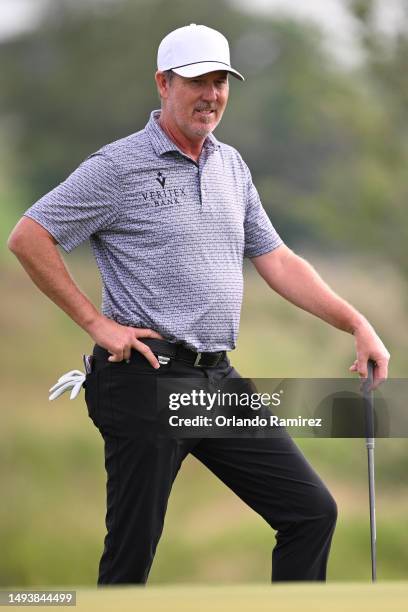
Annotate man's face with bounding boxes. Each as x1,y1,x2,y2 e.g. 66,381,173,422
157,70,229,140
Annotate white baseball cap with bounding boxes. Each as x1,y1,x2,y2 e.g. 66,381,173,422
157,23,245,81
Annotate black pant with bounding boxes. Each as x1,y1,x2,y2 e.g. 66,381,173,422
84,344,337,585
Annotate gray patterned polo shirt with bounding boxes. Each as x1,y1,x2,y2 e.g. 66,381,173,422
23,109,283,351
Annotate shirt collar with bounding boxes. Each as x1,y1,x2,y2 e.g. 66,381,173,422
145,109,221,157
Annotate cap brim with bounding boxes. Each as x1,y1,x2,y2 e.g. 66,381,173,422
172,62,245,81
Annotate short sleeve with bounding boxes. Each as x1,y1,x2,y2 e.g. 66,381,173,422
243,162,284,258
23,152,122,253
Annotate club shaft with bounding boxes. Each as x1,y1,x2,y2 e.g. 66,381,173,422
367,447,377,581
364,359,377,582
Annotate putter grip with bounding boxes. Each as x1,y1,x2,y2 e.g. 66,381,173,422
364,359,375,442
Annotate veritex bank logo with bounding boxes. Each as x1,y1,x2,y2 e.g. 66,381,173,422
155,171,166,188
139,171,187,207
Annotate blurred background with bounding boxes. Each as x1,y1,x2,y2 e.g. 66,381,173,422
1,0,407,587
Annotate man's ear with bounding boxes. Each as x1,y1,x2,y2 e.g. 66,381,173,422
155,71,169,100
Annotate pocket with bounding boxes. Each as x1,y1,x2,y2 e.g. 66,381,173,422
107,359,171,375
96,366,165,439
84,370,99,425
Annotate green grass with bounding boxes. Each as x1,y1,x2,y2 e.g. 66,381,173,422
4,583,408,612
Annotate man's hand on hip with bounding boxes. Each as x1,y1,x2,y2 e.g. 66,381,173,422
87,314,164,368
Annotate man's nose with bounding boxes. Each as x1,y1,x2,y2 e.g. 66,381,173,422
201,84,218,101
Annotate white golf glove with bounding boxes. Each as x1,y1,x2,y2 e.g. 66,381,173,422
49,369,86,401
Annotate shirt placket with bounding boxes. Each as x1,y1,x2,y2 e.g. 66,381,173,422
197,146,212,212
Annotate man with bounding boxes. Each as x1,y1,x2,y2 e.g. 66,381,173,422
8,24,389,584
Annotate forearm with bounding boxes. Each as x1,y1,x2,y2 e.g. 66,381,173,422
252,246,390,384
257,250,368,335
9,236,100,333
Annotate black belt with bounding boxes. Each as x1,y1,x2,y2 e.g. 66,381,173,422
93,339,226,368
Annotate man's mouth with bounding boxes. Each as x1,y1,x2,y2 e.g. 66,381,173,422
194,109,216,116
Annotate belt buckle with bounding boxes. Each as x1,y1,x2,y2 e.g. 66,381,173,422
193,352,204,367
193,352,223,367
